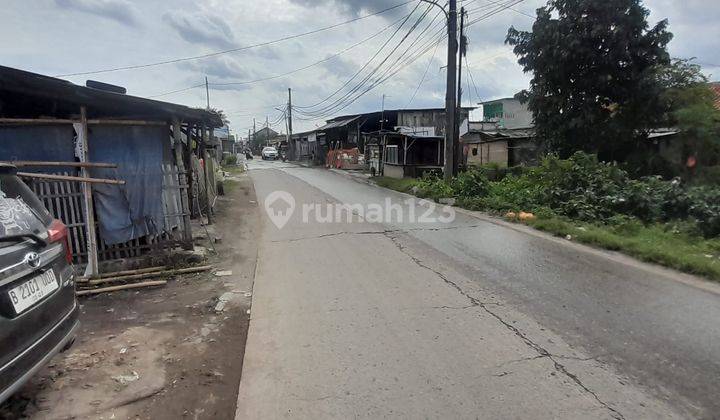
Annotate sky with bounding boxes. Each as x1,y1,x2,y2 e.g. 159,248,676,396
2,0,719,136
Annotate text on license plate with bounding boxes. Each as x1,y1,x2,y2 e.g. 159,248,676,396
8,270,58,315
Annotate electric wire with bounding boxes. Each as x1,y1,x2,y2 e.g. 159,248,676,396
54,1,415,77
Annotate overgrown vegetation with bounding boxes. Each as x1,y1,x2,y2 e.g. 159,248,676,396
506,0,673,157
506,1,720,179
374,153,720,279
223,154,238,165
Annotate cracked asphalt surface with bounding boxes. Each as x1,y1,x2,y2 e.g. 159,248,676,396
236,160,720,419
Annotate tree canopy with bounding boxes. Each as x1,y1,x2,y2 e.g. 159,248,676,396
506,0,673,158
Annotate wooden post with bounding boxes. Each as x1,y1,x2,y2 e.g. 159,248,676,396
202,125,213,224
76,106,99,276
173,117,193,249
184,124,195,218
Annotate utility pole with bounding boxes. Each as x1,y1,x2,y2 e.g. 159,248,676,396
455,6,467,174
205,76,210,109
380,94,389,132
444,0,458,181
265,116,269,146
253,118,256,151
287,88,294,160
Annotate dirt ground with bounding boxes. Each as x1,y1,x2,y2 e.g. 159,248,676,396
0,170,259,420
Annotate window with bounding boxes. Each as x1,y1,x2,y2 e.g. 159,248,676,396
385,145,399,164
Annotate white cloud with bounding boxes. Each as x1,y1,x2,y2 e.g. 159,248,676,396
55,0,140,27
4,0,718,133
163,10,236,49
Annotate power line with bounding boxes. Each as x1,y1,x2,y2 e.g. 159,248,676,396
147,10,416,99
407,41,441,107
466,0,526,26
210,10,415,88
54,0,415,77
297,0,520,121
466,0,533,19
147,83,206,99
296,30,448,120
296,3,441,117
295,29,447,119
464,55,481,101
295,1,429,110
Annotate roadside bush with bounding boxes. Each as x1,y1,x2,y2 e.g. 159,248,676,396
449,168,489,198
620,176,688,222
484,173,544,212
537,153,628,221
686,186,720,237
415,173,454,201
397,151,720,238
224,155,238,165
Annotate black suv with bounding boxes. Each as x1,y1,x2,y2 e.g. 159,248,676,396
0,164,79,403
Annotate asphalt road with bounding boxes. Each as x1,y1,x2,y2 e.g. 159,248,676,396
237,160,720,419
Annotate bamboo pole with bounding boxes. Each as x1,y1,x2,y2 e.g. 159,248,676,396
77,280,167,296
173,117,193,249
77,265,168,282
5,161,117,168
77,106,99,277
17,172,126,185
88,265,213,285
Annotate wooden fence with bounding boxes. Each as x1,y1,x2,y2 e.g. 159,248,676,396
28,166,185,265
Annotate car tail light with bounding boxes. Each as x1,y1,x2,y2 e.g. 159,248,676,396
48,219,72,264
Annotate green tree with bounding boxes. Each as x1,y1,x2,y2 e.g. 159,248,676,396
506,0,673,158
659,60,720,175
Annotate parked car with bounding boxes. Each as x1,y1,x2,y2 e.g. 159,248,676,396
0,164,79,404
261,146,278,160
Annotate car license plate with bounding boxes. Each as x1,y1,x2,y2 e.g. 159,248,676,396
8,270,58,315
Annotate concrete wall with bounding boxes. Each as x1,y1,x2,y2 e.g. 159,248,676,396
482,99,533,129
467,141,509,166
383,164,405,179
397,109,471,136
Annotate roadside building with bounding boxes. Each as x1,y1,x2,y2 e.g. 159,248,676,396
214,125,237,160
0,65,223,275
462,128,537,167
290,130,318,163
251,126,279,152
461,96,538,167
480,96,533,129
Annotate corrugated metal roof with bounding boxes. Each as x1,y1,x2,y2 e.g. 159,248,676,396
316,115,361,130
470,128,535,138
0,65,222,126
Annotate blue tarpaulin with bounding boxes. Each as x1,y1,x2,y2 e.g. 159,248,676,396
0,125,77,173
89,125,166,245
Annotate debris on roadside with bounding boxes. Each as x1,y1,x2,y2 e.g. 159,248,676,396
214,270,233,277
214,292,235,313
76,265,213,296
518,211,536,221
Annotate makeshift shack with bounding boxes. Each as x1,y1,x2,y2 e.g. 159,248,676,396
378,131,443,178
0,65,223,275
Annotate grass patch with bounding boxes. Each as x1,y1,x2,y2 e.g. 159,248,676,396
376,174,720,280
373,177,419,194
223,165,246,175
525,216,720,280
222,178,240,194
